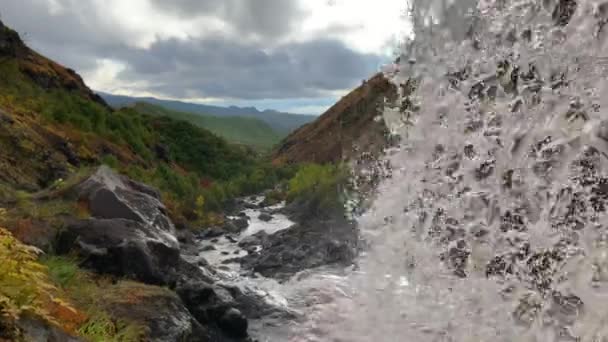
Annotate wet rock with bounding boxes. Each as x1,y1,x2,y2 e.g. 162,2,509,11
218,308,248,339
258,213,273,222
201,245,216,252
104,283,205,342
226,235,239,243
176,229,195,244
224,218,249,234
237,212,250,219
57,218,180,285
238,231,271,249
199,228,224,240
175,281,250,340
239,217,358,280
243,202,258,210
76,167,167,224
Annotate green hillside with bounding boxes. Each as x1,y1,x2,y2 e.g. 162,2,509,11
132,102,281,150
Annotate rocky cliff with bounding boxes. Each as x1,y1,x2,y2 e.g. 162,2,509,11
273,73,398,164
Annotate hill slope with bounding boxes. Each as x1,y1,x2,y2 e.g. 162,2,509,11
131,102,281,149
273,73,398,164
0,20,286,219
101,92,317,135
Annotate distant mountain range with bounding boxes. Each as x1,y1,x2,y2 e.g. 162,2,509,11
131,102,281,150
99,92,317,135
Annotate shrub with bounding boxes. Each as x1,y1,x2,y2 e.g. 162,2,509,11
0,228,84,336
40,256,145,342
286,163,349,215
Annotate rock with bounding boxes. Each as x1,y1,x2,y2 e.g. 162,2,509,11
222,284,297,321
238,231,270,249
223,222,240,234
234,218,249,230
75,166,174,234
198,228,224,240
16,316,82,342
57,218,180,285
103,283,205,342
258,213,273,222
237,212,250,219
226,235,238,243
243,202,258,210
239,218,359,279
175,281,250,340
201,245,216,252
176,229,195,244
218,308,248,339
223,219,248,234
57,166,182,285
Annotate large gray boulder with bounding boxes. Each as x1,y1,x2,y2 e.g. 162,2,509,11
57,166,180,285
76,165,171,233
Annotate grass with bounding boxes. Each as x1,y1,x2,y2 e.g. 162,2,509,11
40,256,146,341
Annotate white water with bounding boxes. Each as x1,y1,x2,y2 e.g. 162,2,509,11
196,2,608,340
280,1,608,341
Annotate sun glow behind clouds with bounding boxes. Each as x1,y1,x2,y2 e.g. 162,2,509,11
298,0,411,55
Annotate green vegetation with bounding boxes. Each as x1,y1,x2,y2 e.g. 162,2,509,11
41,256,147,341
0,227,79,337
133,102,281,150
0,58,290,224
286,163,349,216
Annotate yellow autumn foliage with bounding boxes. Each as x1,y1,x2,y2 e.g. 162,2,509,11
0,227,84,335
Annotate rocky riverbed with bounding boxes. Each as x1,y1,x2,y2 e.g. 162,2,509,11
49,165,359,341
181,194,360,340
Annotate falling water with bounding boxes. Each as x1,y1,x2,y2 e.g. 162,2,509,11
278,0,608,341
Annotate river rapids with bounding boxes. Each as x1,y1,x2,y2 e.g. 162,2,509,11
215,1,608,341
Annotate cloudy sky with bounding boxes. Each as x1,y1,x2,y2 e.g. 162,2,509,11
1,0,409,114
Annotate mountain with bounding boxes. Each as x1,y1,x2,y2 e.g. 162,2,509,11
273,73,398,164
131,102,281,150
0,19,301,341
100,92,318,135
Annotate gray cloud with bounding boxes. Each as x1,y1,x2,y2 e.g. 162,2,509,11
149,0,307,39
114,36,382,99
0,0,383,100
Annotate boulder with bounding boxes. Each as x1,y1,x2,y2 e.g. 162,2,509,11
57,166,180,285
223,218,249,234
100,282,208,342
233,218,249,230
75,166,172,233
238,231,270,249
239,220,359,280
198,228,224,240
217,308,248,339
175,281,249,340
201,245,216,252
57,218,180,285
258,213,273,222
